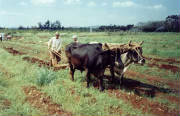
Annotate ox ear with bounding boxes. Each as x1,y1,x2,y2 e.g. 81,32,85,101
104,43,110,50
140,41,144,46
128,40,132,46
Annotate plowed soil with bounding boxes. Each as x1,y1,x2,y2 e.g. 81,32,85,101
144,56,180,73
1,99,11,110
148,62,179,73
145,56,180,64
156,93,180,105
125,70,180,90
23,56,68,70
108,90,179,116
23,56,50,67
2,46,180,116
38,36,49,39
4,47,25,55
23,86,72,116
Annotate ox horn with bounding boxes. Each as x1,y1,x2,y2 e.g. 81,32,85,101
128,40,132,46
104,43,110,50
140,41,144,45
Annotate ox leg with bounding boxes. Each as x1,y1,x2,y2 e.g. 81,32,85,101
86,71,91,88
110,66,115,82
69,63,75,81
99,76,104,91
119,74,124,87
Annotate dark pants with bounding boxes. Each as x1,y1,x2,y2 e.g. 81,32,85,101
49,51,61,66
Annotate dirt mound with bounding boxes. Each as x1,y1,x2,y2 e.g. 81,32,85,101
53,64,69,71
4,47,25,55
23,86,72,116
148,62,179,73
160,64,179,73
0,99,11,110
23,56,50,67
145,56,180,64
108,90,179,116
23,56,68,70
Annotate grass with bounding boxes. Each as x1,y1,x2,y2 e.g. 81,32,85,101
0,48,45,116
35,68,57,86
0,31,179,116
42,69,143,116
0,47,143,116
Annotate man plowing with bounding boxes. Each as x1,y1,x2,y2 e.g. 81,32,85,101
48,32,62,67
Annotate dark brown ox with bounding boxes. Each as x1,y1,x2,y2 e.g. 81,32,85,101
65,42,117,91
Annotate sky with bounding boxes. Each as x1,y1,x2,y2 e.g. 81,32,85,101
0,0,180,27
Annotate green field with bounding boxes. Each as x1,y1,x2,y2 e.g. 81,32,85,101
0,31,180,116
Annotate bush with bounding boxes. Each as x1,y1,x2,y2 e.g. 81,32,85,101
36,68,57,86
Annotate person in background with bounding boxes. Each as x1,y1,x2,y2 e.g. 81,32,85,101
72,35,78,43
48,32,62,67
0,34,2,42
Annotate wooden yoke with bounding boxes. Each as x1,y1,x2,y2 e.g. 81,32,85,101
103,40,144,54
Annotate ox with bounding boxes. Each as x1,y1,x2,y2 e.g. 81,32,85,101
65,42,122,91
104,41,145,85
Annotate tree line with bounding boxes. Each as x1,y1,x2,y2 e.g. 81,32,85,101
97,24,134,32
18,20,64,30
137,15,180,32
95,15,180,32
37,20,64,30
0,14,179,32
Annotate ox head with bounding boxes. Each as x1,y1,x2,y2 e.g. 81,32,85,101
128,41,145,65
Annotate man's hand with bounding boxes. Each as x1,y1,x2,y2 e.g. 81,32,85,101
54,50,58,53
52,50,59,54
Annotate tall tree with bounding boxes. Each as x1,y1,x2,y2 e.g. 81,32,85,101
165,15,180,32
44,20,50,29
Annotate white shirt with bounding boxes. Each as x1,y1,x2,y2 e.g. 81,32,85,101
48,37,62,52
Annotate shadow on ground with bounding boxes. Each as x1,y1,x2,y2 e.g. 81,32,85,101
92,75,178,98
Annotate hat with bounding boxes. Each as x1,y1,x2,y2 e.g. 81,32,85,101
72,35,77,39
55,32,60,36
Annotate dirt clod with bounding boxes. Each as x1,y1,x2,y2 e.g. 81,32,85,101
23,56,68,70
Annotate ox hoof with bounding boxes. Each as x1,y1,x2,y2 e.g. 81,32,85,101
99,87,104,92
86,85,90,88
